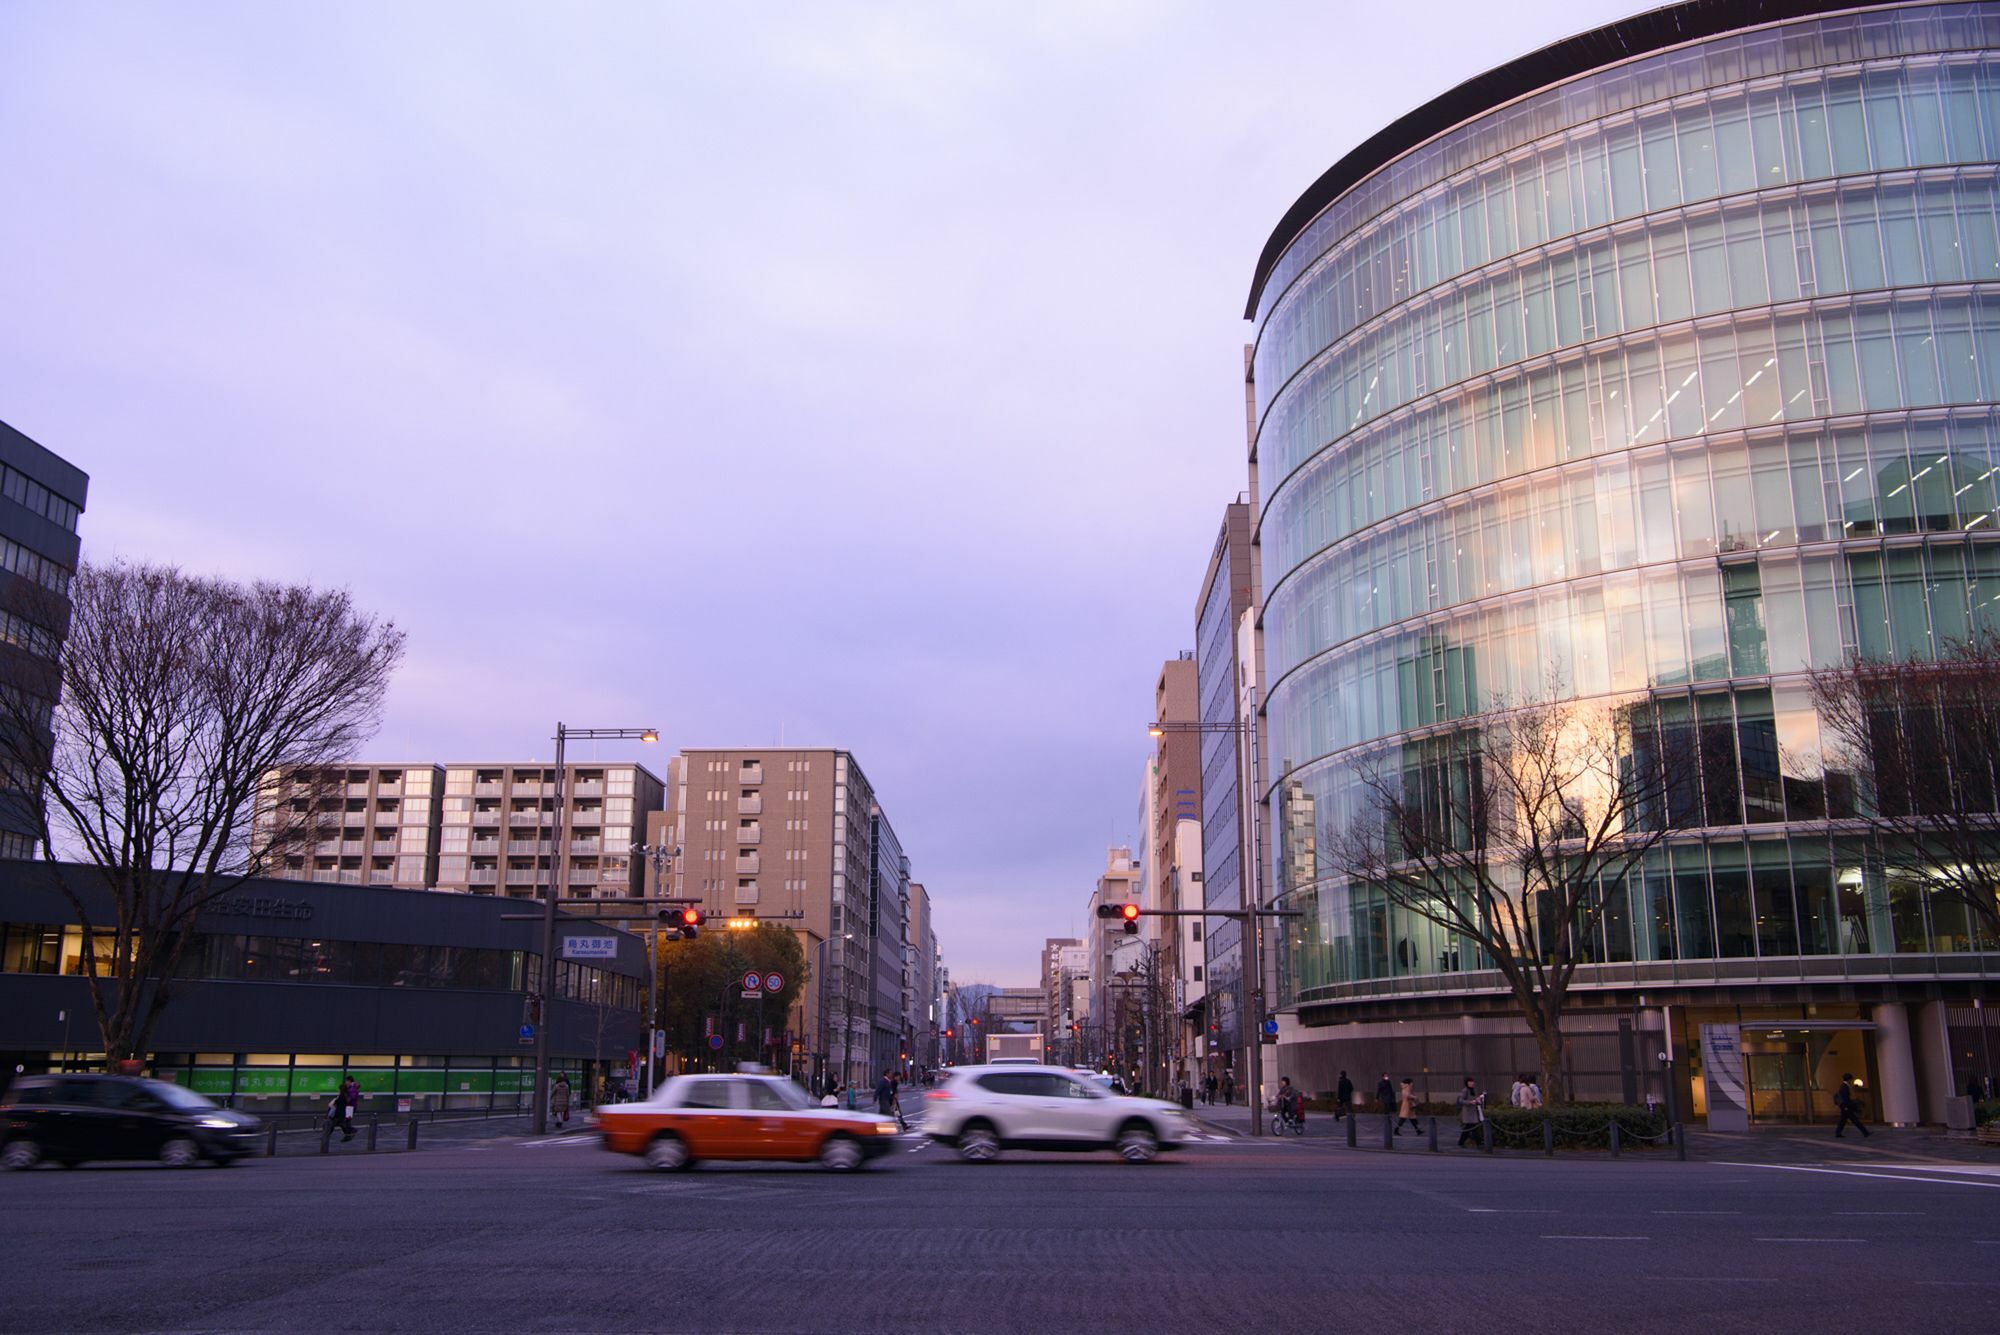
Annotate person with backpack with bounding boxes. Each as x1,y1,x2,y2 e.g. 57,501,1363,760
1833,1073,1870,1138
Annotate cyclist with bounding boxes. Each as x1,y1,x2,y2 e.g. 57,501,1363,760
1275,1077,1305,1133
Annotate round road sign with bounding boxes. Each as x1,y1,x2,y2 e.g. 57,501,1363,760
742,970,762,992
707,1034,725,1050
764,972,784,991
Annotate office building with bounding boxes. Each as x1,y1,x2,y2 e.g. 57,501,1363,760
1193,500,1256,1076
1246,0,2000,1122
0,419,88,860
654,747,914,1090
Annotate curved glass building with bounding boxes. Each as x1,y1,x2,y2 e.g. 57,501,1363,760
1249,0,2000,1123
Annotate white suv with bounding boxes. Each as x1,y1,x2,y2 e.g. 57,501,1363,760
923,1064,1194,1162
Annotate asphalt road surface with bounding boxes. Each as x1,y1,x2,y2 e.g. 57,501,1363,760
4,1129,1998,1334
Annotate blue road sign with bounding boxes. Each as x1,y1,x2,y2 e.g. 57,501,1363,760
707,1034,725,1051
1262,1019,1279,1036
518,1024,534,1046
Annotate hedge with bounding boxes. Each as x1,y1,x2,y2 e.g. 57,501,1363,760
1308,1098,1669,1149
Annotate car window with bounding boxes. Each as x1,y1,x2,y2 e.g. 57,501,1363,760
1052,1077,1104,1099
743,1082,805,1112
53,1079,112,1108
142,1080,216,1111
976,1072,1057,1097
677,1080,738,1110
5,1079,56,1107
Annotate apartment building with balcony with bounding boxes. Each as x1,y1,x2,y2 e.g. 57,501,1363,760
435,762,664,900
653,747,918,1090
265,765,444,888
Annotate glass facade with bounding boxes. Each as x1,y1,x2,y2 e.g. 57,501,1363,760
1255,2,2000,1004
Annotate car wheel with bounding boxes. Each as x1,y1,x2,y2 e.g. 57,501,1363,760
160,1138,201,1169
1115,1121,1159,1163
956,1121,1000,1163
643,1134,691,1172
819,1135,863,1172
1,1139,40,1171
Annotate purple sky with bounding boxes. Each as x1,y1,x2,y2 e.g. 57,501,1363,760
0,0,1629,986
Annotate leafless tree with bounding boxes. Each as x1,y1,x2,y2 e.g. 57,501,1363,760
0,561,404,1067
1327,690,1688,1104
1810,635,2000,945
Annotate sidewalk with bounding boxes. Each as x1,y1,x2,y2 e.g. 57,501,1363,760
1191,1099,2000,1166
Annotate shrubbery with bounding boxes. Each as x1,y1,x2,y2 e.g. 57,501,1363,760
1305,1098,1670,1150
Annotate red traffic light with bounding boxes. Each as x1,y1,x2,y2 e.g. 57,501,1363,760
1120,903,1140,921
680,908,702,926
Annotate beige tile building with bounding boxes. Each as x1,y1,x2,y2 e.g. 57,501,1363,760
434,762,665,900
649,747,914,1090
266,765,444,888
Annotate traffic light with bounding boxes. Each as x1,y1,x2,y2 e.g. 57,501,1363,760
679,907,703,939
1120,902,1141,935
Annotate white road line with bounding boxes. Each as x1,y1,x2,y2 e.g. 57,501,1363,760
1837,1210,1923,1216
1754,1237,1866,1243
1718,1162,2000,1190
1654,1210,1741,1215
1643,1276,1778,1283
1541,1235,1649,1241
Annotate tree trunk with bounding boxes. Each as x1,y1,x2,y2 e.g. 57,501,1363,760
1529,1015,1568,1105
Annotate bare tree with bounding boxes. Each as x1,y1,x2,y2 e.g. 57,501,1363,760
1811,635,2000,944
1327,691,1686,1104
0,561,404,1068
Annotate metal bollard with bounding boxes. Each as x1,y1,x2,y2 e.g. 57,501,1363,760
1428,1115,1439,1152
1482,1118,1494,1153
319,1119,332,1155
406,1118,420,1151
1382,1114,1393,1150
266,1124,278,1158
1609,1120,1622,1157
1543,1116,1554,1157
1675,1122,1686,1161
1346,1113,1357,1148
367,1114,379,1151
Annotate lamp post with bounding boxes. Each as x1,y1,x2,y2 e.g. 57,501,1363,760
633,840,678,1098
1149,709,1268,1135
533,722,658,1135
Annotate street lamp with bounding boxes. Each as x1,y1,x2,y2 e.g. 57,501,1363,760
533,722,659,1135
1146,712,1269,1134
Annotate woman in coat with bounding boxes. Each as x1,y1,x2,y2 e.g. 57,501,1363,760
551,1074,572,1129
1395,1079,1420,1135
1456,1079,1486,1146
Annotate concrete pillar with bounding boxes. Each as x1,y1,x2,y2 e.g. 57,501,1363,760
1915,1000,1955,1124
1871,1001,1921,1126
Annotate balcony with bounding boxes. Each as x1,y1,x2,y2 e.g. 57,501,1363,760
314,840,341,857
467,868,499,885
507,810,546,826
570,781,604,799
507,839,552,856
367,871,398,885
570,839,600,855
376,782,402,798
736,827,760,845
505,869,543,885
735,853,760,874
473,781,503,797
738,767,763,786
737,793,763,815
471,811,501,827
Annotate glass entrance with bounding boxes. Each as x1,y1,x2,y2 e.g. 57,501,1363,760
1740,1027,1871,1123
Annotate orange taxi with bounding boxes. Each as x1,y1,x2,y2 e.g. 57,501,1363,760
596,1074,901,1171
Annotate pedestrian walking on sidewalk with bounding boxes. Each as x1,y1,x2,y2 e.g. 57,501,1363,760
876,1071,897,1119
1204,1074,1217,1106
1375,1074,1394,1116
335,1075,360,1141
1833,1073,1871,1138
1395,1078,1420,1134
552,1074,572,1129
1456,1079,1486,1147
1335,1071,1353,1122
1223,1073,1235,1106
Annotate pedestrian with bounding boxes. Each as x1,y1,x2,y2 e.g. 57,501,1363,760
1969,1074,1987,1101
1524,1077,1543,1110
552,1073,572,1129
1335,1070,1353,1122
1456,1078,1486,1147
876,1070,896,1118
1833,1072,1870,1139
330,1074,358,1142
820,1080,841,1109
1396,1078,1420,1135
1510,1074,1527,1108
1204,1074,1217,1106
1375,1073,1394,1116
1223,1073,1235,1106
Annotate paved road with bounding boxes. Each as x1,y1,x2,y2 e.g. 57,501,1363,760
4,1130,1998,1334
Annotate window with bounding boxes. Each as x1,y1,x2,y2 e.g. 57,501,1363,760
678,1080,736,1110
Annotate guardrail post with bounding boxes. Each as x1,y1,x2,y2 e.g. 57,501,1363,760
318,1119,332,1155
1346,1113,1357,1148
1542,1116,1554,1157
1482,1118,1494,1153
266,1124,278,1157
1609,1120,1622,1157
1382,1114,1393,1150
1428,1115,1438,1152
1675,1122,1686,1161
407,1119,420,1151
367,1114,379,1151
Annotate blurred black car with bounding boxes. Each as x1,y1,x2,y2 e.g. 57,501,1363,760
0,1073,261,1169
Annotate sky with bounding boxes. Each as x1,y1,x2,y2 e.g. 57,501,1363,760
0,0,1632,986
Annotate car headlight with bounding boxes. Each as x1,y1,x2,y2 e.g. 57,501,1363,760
874,1120,898,1135
197,1117,237,1129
